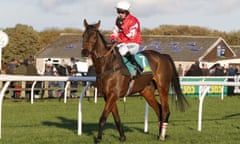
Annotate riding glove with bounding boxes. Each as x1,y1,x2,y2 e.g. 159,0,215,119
111,40,118,44
116,17,123,32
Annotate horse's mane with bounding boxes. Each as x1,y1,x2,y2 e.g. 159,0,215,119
87,24,108,47
98,31,108,47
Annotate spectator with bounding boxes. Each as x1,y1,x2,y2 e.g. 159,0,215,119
43,63,55,98
201,63,209,76
70,57,78,75
53,64,68,99
234,65,240,75
7,58,18,74
185,61,203,76
227,64,235,96
12,59,27,75
210,63,225,76
69,57,78,98
177,64,183,76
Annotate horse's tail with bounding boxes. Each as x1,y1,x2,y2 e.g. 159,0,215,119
166,54,189,112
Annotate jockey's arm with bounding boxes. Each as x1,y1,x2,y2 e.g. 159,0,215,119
121,20,138,39
110,25,119,42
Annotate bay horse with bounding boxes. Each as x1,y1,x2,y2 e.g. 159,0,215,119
81,19,188,143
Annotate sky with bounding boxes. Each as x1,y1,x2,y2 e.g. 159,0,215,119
1,0,240,32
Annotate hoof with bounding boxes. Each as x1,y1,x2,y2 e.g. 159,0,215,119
158,135,169,141
94,137,102,144
159,136,165,141
119,135,126,142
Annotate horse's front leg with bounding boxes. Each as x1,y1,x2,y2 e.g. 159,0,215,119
95,115,107,143
112,102,126,142
95,95,118,143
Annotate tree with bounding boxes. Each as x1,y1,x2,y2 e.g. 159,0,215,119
2,23,240,64
3,24,42,62
39,29,62,48
39,28,83,48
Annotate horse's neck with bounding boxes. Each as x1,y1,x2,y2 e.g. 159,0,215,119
93,53,115,73
92,33,119,74
93,51,118,76
95,34,107,56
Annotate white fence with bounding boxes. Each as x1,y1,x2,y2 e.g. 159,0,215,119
0,75,239,139
0,74,96,139
144,76,240,134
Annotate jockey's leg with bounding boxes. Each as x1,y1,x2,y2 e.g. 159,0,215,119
125,52,143,75
118,43,142,75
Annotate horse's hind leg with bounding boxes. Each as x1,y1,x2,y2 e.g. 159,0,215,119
156,85,170,141
112,103,126,141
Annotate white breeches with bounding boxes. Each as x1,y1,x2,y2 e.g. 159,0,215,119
117,43,140,56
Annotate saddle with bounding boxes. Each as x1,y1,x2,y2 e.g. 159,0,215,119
114,49,152,77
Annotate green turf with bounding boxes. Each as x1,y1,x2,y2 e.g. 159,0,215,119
0,96,239,144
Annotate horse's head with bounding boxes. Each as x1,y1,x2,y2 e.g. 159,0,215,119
81,19,101,57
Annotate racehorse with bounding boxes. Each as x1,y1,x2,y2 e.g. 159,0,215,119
81,19,188,143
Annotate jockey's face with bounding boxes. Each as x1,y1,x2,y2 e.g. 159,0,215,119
117,9,127,19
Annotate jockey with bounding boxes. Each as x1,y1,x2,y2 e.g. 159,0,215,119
110,1,143,75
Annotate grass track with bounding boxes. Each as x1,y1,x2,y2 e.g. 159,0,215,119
1,96,240,144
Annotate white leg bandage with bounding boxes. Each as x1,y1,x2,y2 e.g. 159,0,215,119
160,122,168,141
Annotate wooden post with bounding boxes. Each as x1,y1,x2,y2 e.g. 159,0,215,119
21,81,26,98
43,81,49,98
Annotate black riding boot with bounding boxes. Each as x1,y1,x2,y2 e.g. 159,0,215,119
125,52,143,75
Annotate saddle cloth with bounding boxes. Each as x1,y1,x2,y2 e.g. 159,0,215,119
122,53,152,75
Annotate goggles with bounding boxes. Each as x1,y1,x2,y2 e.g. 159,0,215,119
117,9,126,14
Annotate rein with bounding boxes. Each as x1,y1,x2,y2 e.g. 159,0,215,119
85,29,116,59
86,30,121,77
103,43,117,57
98,43,123,77
95,43,122,77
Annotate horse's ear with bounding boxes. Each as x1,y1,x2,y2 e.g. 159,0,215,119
96,20,101,29
84,19,88,28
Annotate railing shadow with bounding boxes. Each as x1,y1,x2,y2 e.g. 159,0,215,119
42,116,134,135
41,112,240,139
223,113,240,119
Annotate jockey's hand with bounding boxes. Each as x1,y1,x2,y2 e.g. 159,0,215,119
116,17,123,29
111,40,118,44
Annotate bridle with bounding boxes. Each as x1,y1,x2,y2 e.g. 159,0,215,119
83,28,116,59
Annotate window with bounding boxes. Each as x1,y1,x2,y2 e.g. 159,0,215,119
217,45,225,57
